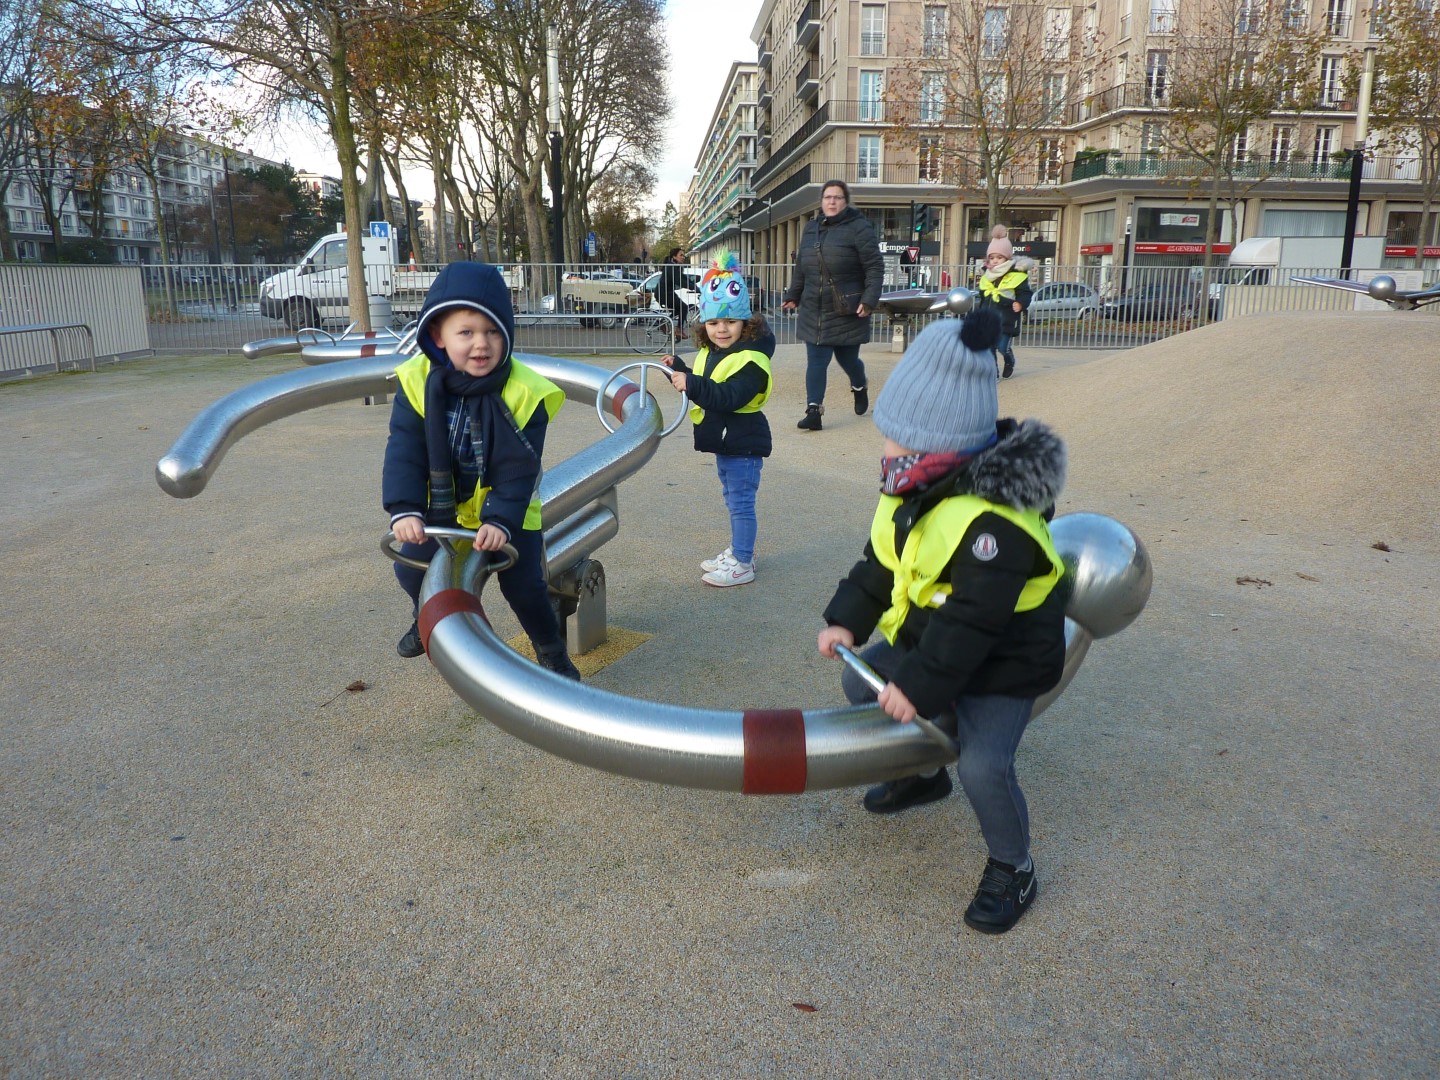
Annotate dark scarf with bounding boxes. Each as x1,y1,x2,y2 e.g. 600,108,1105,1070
423,358,535,527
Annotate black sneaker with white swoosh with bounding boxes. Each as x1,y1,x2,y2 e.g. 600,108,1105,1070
963,857,1037,934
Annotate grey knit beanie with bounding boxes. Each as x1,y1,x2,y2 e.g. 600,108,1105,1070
873,310,1000,453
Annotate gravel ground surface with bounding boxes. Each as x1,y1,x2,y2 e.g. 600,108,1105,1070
1,312,1435,1077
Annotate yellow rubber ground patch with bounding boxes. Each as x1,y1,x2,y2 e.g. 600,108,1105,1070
504,626,653,677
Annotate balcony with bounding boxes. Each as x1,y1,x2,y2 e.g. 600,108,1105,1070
796,1,819,50
795,59,819,104
758,79,771,108
1066,151,1360,183
750,101,830,188
758,35,772,70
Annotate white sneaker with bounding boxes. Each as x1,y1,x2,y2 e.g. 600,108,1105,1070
700,548,757,573
703,560,755,587
701,547,736,573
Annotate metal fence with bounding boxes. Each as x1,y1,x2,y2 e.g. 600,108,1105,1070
3,259,1427,375
0,265,149,376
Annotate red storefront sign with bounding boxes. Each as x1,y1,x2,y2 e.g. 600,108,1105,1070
1132,242,1233,255
1079,244,1114,255
1384,245,1440,258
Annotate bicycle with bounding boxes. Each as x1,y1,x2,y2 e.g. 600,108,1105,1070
624,311,678,354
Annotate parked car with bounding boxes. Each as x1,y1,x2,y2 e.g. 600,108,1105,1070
1025,281,1101,321
1100,283,1198,322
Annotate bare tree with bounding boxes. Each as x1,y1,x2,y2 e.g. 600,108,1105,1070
85,0,460,327
885,0,1096,229
1360,0,1440,269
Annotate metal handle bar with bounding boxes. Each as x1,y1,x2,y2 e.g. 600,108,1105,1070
595,361,689,437
834,643,960,756
382,526,519,572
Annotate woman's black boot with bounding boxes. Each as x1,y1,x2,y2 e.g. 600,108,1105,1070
797,403,824,431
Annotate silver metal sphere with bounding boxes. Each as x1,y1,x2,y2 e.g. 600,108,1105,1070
945,287,977,315
1367,274,1398,303
1050,512,1153,639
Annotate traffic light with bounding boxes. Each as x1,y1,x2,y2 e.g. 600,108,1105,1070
911,203,930,236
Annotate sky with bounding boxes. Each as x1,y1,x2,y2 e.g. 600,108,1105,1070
244,1,762,220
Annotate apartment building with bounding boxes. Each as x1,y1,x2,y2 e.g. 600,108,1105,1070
688,62,763,266
3,132,280,266
718,0,1435,285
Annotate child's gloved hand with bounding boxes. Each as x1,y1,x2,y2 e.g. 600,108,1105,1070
661,354,688,374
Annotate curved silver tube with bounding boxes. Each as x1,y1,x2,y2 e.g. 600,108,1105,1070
156,352,664,517
415,511,1153,792
239,326,342,359
158,350,1151,795
156,354,400,498
300,327,417,365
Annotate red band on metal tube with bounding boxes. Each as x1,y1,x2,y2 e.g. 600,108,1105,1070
741,710,808,794
612,383,638,420
360,343,378,358
418,589,488,654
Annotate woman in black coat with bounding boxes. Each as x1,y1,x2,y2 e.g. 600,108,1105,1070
781,179,885,431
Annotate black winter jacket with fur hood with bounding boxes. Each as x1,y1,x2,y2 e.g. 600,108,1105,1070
823,417,1068,717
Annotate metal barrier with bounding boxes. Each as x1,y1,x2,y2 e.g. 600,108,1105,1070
0,322,96,372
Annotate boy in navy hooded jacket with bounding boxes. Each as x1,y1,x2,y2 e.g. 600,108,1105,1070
383,262,580,679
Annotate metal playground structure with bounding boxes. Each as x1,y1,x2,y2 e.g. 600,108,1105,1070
155,288,1153,794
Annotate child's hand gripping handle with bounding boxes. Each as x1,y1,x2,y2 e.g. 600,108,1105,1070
833,643,960,756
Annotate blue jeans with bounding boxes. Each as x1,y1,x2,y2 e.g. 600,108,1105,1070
843,639,1036,866
995,334,1015,370
394,525,565,653
804,342,867,406
715,454,762,564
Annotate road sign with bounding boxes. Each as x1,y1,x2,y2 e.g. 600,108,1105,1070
369,221,391,238
585,231,598,257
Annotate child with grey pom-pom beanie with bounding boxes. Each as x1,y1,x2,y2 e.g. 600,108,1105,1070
816,302,1069,935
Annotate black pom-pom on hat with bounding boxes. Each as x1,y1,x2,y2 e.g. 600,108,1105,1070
960,304,1002,352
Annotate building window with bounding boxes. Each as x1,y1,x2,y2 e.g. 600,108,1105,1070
1146,50,1169,104
1038,138,1063,183
1313,125,1338,163
1326,0,1350,36
857,135,882,181
9,208,26,229
1320,56,1343,104
1150,0,1177,34
920,72,945,122
919,136,943,183
1141,121,1165,154
1042,72,1067,122
923,5,947,58
859,70,884,121
1369,0,1389,36
860,4,885,55
982,7,1008,58
1282,0,1307,29
981,73,1008,124
1232,52,1255,90
1270,125,1295,164
1082,208,1116,245
1043,8,1072,61
62,213,74,230
1231,129,1250,164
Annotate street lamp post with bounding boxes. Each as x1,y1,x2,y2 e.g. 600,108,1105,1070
547,26,564,298
1340,45,1377,274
